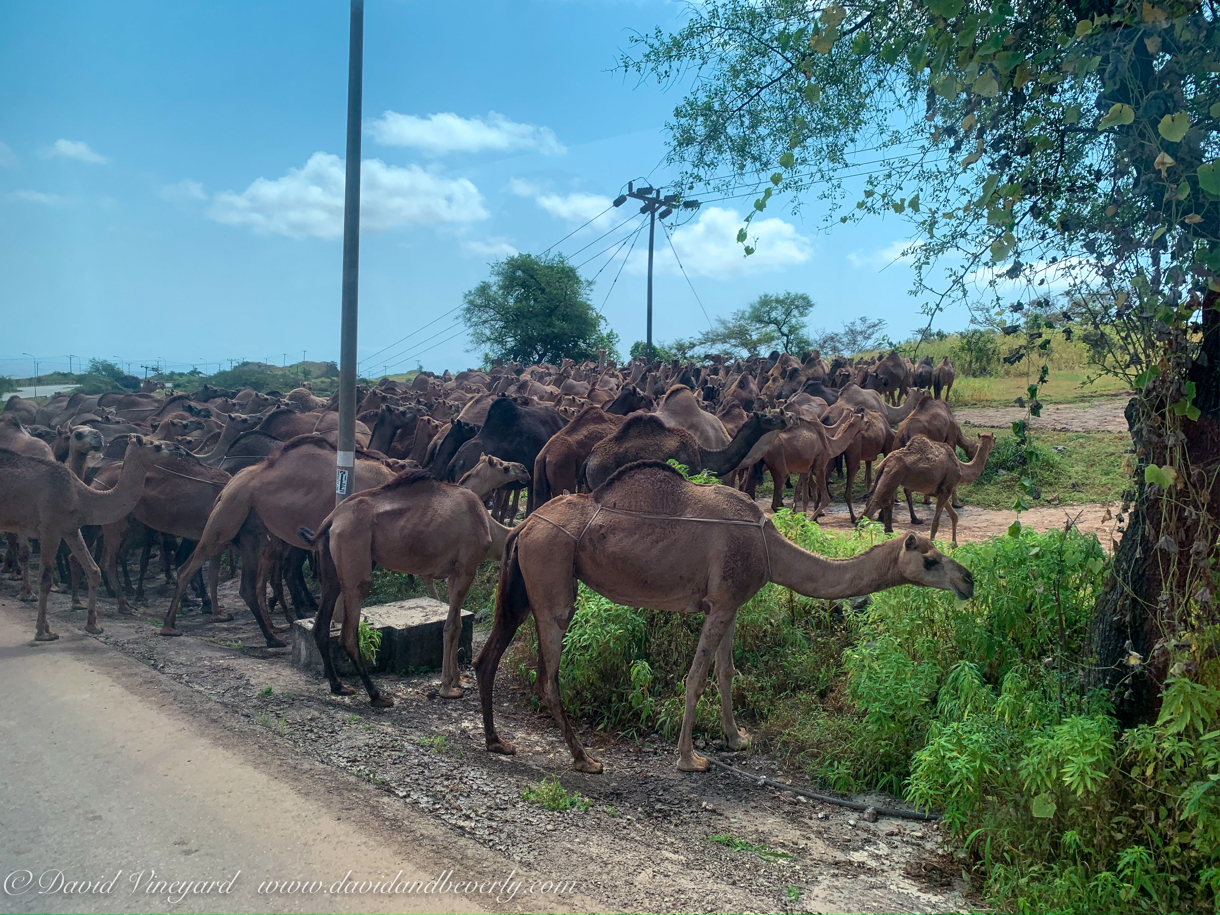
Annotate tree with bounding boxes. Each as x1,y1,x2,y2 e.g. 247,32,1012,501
624,0,1216,727
461,253,620,365
672,291,816,357
809,316,888,354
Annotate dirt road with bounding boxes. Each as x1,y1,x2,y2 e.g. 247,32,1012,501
0,581,968,915
954,395,1130,432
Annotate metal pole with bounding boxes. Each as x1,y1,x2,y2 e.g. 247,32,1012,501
335,0,364,507
645,205,655,363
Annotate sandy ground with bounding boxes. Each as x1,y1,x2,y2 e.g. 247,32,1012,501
954,395,1130,433
0,575,971,915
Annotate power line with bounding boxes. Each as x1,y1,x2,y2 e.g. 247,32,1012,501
383,325,469,373
376,319,465,371
359,304,462,368
588,219,648,284
561,211,647,261
660,220,713,329
573,217,650,271
538,204,613,256
597,218,648,315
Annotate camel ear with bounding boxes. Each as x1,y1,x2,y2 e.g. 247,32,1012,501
904,533,918,551
132,434,145,446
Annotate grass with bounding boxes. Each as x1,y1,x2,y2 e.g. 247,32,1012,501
707,833,793,861
419,734,448,753
946,371,1130,406
521,774,591,812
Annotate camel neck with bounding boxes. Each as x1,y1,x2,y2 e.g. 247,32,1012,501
958,440,994,484
80,454,152,526
701,421,763,475
766,533,906,599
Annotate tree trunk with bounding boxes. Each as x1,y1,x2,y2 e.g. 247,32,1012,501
1090,292,1219,726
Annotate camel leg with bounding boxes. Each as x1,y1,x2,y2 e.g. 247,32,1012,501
205,557,221,617
864,459,874,494
715,619,748,751
312,551,354,697
135,528,154,602
236,534,287,647
439,564,477,698
17,536,34,602
508,488,521,524
942,499,960,547
101,522,133,616
769,465,786,512
677,600,735,772
420,576,439,601
64,529,103,634
845,456,859,524
338,583,391,707
535,602,601,773
35,537,60,641
161,533,176,585
474,581,532,757
905,488,924,524
284,548,316,617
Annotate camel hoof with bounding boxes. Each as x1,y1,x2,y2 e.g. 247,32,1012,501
34,631,60,642
677,751,710,772
726,729,751,752
574,755,603,774
371,694,394,708
159,626,182,637
486,738,516,756
85,623,103,635
210,611,234,623
332,683,357,696
910,517,925,525
71,601,86,611
438,685,464,699
264,635,288,649
19,593,35,603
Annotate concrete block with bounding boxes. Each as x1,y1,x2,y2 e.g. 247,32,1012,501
290,598,473,677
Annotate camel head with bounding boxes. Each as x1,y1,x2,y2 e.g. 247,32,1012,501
895,533,974,600
56,423,104,459
122,433,173,467
462,454,531,492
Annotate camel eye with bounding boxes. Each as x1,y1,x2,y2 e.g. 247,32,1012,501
923,557,940,571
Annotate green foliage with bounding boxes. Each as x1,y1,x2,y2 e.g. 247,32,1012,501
357,619,381,664
707,833,793,861
809,316,888,356
461,253,620,365
629,339,676,362
520,775,590,812
0,376,17,396
419,734,448,753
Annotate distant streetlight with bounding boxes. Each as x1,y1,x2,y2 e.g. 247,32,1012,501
22,352,38,396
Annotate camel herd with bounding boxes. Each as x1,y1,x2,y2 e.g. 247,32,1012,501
0,346,986,772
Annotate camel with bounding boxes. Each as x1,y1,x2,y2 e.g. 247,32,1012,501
92,453,231,616
54,424,105,478
862,432,995,545
583,411,785,490
756,409,866,516
196,412,262,464
821,405,893,523
0,415,55,459
0,435,173,640
655,385,730,449
257,408,371,448
895,397,978,458
912,355,934,390
829,383,926,427
299,458,528,703
531,406,624,512
160,435,395,646
933,357,956,400
475,461,975,772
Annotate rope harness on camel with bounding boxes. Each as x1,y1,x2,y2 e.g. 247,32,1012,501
530,503,772,583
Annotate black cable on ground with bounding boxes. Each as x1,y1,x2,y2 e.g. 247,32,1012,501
704,753,940,822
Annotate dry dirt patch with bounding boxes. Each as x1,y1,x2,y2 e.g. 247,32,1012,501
954,395,1130,433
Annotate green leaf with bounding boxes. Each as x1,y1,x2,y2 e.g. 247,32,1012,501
993,51,1022,73
1157,112,1191,143
736,228,747,243
978,173,1001,207
770,172,783,186
973,71,999,97
926,0,965,18
1073,19,1092,37
1032,794,1057,818
990,233,1014,262
802,84,822,104
1007,520,1023,537
1144,464,1178,488
778,152,795,169
1098,103,1134,130
1198,161,1219,198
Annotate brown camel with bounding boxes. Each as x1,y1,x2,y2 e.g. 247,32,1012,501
757,409,866,516
160,435,395,646
655,385,730,449
933,357,956,400
821,404,894,522
54,424,105,478
862,432,995,545
196,412,262,464
531,406,624,511
894,397,979,508
257,408,372,448
0,414,55,459
475,461,975,772
0,435,173,640
584,411,785,490
93,453,231,616
833,384,926,427
299,461,526,703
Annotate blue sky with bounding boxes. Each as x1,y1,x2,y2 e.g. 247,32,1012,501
0,0,963,379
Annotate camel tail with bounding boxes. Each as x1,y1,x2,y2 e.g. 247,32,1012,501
530,452,550,514
933,374,942,400
297,511,337,549
494,525,530,630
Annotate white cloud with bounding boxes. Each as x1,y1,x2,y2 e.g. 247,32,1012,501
368,111,564,157
645,206,811,277
41,139,108,164
462,237,518,259
0,141,18,168
509,179,615,229
8,189,68,206
207,152,488,239
847,239,921,269
160,179,206,204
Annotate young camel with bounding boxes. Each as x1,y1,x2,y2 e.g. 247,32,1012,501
299,459,528,704
160,435,396,646
862,432,996,545
476,461,975,773
0,435,173,640
820,404,894,523
755,409,866,517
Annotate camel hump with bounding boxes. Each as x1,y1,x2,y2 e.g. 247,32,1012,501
592,459,686,499
591,460,761,522
378,467,441,493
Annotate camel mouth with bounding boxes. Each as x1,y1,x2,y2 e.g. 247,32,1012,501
951,577,975,600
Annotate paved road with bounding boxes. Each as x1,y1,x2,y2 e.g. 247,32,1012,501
0,607,586,914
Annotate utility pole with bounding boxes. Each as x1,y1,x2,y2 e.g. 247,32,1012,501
335,0,364,507
68,354,77,376
22,353,37,396
612,182,699,362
